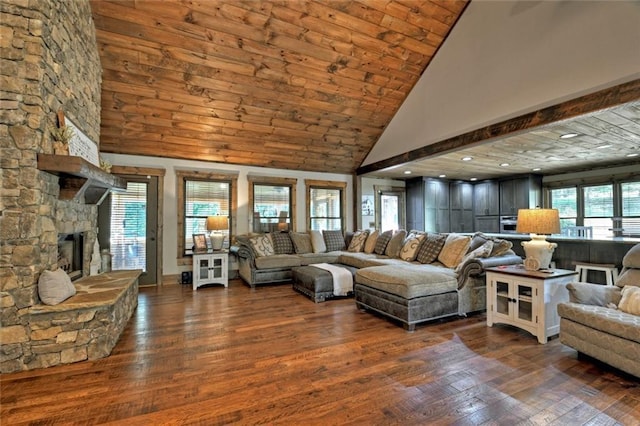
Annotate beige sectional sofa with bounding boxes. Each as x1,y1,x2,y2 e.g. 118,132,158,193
558,243,640,378
231,230,523,329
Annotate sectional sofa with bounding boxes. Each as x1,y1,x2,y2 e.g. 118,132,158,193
231,229,523,329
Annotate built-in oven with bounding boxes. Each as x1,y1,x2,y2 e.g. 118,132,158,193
500,216,518,234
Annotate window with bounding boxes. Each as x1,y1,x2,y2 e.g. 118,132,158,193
583,184,613,238
176,170,238,260
248,176,296,233
620,181,640,237
550,187,577,231
306,180,346,232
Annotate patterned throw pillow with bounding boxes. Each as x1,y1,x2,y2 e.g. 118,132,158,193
289,232,313,254
455,241,494,273
323,230,346,252
416,233,446,264
374,230,394,255
399,231,427,261
271,232,294,254
363,230,378,254
385,230,407,258
249,234,275,257
310,230,327,253
490,238,513,257
348,230,370,252
438,233,472,268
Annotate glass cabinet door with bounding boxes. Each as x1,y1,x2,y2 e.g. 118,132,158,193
495,280,510,316
198,258,210,280
211,257,223,279
516,284,534,323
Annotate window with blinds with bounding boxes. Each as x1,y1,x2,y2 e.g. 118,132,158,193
185,179,230,251
309,187,343,231
110,182,147,271
253,184,291,233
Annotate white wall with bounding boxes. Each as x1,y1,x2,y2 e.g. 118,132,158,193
103,153,353,276
364,0,640,165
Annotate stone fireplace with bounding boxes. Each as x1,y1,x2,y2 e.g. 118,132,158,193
58,232,86,281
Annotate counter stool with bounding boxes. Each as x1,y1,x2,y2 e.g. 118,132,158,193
574,262,619,286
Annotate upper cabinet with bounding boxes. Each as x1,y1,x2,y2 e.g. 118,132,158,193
450,181,473,233
499,175,542,216
473,180,500,216
424,178,450,233
405,177,425,231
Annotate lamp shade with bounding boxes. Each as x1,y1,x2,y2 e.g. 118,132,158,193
516,209,560,235
277,222,289,232
206,216,228,231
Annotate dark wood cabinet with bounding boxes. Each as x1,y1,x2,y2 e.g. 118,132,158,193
475,216,500,233
424,178,449,232
473,180,499,216
499,175,542,216
450,181,473,232
405,178,424,231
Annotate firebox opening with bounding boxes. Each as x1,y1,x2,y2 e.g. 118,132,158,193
58,233,84,281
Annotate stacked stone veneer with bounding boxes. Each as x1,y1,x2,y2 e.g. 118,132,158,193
0,0,121,373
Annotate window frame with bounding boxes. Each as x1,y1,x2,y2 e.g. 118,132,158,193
176,170,238,264
247,176,297,233
305,179,347,233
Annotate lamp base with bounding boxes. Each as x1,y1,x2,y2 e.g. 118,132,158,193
521,235,557,271
210,233,225,251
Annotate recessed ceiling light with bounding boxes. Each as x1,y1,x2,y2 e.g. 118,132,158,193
470,177,478,181
532,167,542,171
627,153,639,158
500,163,510,167
596,144,612,149
560,133,579,139
439,174,446,178
403,170,412,175
461,156,473,161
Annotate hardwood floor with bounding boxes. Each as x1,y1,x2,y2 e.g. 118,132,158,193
2,280,638,425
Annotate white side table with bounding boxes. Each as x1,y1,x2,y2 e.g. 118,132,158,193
486,265,578,344
192,250,228,290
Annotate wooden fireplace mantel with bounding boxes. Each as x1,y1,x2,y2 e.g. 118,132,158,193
37,154,127,204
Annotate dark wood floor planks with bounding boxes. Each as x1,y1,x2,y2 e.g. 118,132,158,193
1,280,638,425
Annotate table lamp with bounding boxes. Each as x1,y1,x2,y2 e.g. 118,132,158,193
516,208,560,271
277,222,289,232
206,216,229,250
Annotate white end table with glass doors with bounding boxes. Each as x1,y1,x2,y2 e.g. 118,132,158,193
192,250,228,290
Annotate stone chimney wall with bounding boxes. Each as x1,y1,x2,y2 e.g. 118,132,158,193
1,0,103,372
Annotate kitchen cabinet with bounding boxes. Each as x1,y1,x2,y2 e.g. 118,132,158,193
405,178,425,231
499,175,542,216
473,180,499,216
424,178,449,232
449,181,473,233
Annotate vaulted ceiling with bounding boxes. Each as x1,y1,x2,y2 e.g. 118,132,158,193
91,1,639,178
91,0,468,174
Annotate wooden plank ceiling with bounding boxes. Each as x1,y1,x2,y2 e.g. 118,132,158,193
91,0,468,174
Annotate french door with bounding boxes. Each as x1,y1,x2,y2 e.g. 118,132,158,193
99,176,158,285
376,189,405,231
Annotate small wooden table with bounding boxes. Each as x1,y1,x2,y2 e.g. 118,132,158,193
486,265,578,344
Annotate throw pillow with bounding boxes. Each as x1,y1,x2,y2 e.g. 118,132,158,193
616,268,640,288
490,238,513,257
618,285,640,316
310,230,326,253
270,232,294,255
385,230,407,258
289,232,313,254
374,230,394,255
348,230,369,252
622,243,640,269
363,230,378,254
323,230,346,252
399,231,426,261
438,233,472,268
566,282,622,306
38,268,76,305
249,234,275,257
455,241,493,273
415,233,446,264
468,232,490,252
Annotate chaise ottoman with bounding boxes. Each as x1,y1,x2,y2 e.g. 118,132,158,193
292,264,358,303
354,264,459,331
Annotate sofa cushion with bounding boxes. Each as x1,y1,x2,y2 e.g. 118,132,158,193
374,230,393,255
249,234,275,257
616,268,640,288
490,238,513,257
254,254,301,270
558,302,640,343
310,230,326,253
566,282,622,306
271,232,294,255
622,243,640,268
38,268,76,305
364,230,378,254
298,252,341,265
455,241,493,273
348,230,369,252
618,285,640,316
415,233,447,264
290,232,313,254
385,230,407,258
323,230,346,252
338,252,388,269
438,234,472,268
355,264,457,299
399,231,426,261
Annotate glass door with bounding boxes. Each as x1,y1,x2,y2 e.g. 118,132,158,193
377,190,405,231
